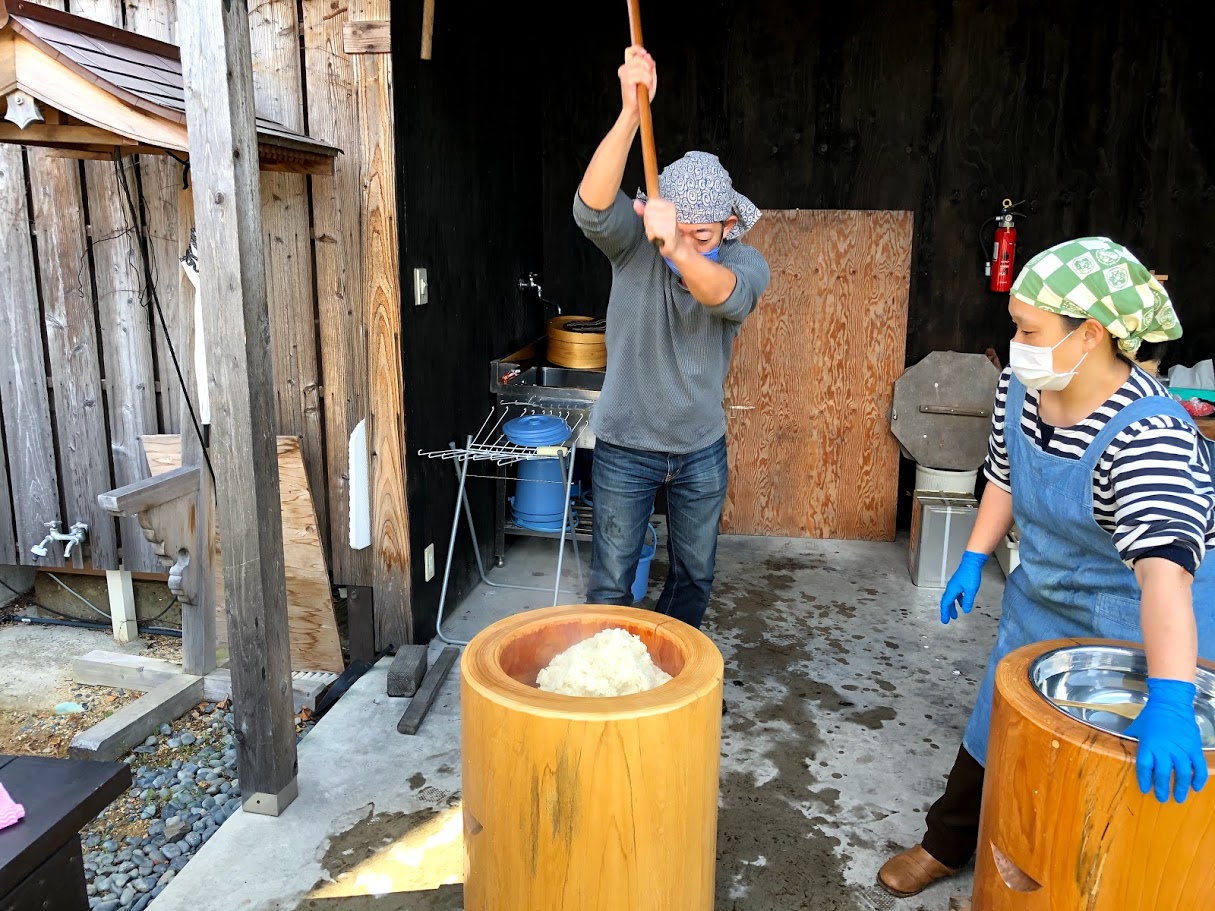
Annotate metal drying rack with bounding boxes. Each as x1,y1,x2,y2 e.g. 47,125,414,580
418,397,588,646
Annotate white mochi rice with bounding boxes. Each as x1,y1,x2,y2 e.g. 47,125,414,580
535,627,672,697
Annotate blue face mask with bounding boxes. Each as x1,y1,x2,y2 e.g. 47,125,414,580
664,246,721,279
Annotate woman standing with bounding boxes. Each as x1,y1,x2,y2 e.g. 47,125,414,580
879,237,1215,898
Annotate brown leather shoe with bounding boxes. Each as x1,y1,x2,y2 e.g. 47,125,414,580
877,845,960,897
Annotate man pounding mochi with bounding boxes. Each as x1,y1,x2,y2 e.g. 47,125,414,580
573,45,771,629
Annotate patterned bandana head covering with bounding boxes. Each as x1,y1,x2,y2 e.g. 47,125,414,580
1009,237,1181,355
636,150,761,240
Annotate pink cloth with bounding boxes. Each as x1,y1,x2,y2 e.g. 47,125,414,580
0,781,25,830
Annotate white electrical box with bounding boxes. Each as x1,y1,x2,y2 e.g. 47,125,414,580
413,268,428,306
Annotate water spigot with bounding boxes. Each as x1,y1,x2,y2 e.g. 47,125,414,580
63,522,88,559
518,272,543,297
30,521,59,558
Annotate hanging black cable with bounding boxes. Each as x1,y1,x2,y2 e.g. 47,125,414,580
113,155,217,498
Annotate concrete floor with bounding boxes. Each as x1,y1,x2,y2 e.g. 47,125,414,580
149,533,1004,911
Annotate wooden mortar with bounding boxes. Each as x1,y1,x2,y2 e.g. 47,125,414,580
974,638,1215,910
461,605,724,911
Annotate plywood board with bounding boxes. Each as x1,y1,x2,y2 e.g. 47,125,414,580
301,0,372,587
721,209,912,540
142,434,344,675
0,145,60,566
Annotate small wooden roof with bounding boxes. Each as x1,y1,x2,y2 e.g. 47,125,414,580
0,0,338,174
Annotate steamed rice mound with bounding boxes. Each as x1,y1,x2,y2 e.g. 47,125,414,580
536,627,672,697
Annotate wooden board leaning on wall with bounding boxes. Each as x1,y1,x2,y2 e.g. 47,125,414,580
141,434,345,675
722,209,913,541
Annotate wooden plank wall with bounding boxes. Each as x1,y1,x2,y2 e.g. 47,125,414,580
75,0,162,574
354,0,412,649
125,0,182,436
249,0,328,547
721,210,913,540
301,0,372,589
0,0,408,612
0,145,60,562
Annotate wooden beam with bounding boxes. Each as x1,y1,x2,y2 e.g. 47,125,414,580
0,122,136,144
0,31,17,95
343,19,390,55
72,649,335,712
178,0,298,817
397,645,458,735
353,0,413,650
73,649,180,690
97,466,200,516
68,674,204,761
421,0,434,60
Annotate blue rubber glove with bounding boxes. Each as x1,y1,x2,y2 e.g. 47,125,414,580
940,551,987,624
1124,678,1208,804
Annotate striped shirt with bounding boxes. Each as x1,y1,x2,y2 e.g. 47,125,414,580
984,366,1215,572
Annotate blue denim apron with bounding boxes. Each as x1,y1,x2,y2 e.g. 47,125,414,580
962,375,1215,765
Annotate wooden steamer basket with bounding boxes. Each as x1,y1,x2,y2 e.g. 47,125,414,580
461,605,724,910
547,315,607,369
974,638,1215,910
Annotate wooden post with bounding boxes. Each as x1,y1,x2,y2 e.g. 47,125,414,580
176,186,218,678
347,585,376,663
353,0,414,651
177,0,297,816
105,569,138,645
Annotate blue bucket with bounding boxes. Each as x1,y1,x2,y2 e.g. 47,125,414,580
631,524,657,603
514,458,566,516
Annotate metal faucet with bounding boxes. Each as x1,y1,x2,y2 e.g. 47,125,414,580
518,272,560,315
30,521,89,559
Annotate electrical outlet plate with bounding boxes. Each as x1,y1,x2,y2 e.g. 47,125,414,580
424,543,435,581
413,267,428,306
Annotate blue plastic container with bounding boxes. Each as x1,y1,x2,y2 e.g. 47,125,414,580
631,524,657,602
514,458,566,516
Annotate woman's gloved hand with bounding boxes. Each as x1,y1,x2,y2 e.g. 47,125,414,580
940,551,988,624
1125,677,1208,804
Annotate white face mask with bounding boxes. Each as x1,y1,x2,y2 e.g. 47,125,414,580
1008,328,1089,391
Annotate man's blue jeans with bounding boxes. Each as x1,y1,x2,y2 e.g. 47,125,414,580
587,435,729,629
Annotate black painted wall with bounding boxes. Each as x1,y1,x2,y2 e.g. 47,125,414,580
397,0,1215,638
394,5,544,641
541,0,1215,366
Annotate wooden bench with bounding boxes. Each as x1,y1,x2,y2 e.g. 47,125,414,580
0,754,131,911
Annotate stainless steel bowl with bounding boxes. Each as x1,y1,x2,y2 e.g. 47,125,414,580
1029,644,1215,750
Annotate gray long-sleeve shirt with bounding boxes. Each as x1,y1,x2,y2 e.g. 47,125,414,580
573,189,770,455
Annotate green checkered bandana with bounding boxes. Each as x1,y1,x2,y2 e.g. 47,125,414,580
1009,237,1181,355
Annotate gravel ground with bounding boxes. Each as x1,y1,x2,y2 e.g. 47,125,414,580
82,699,318,911
0,613,323,911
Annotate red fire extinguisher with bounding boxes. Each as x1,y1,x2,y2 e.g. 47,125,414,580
986,198,1017,293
